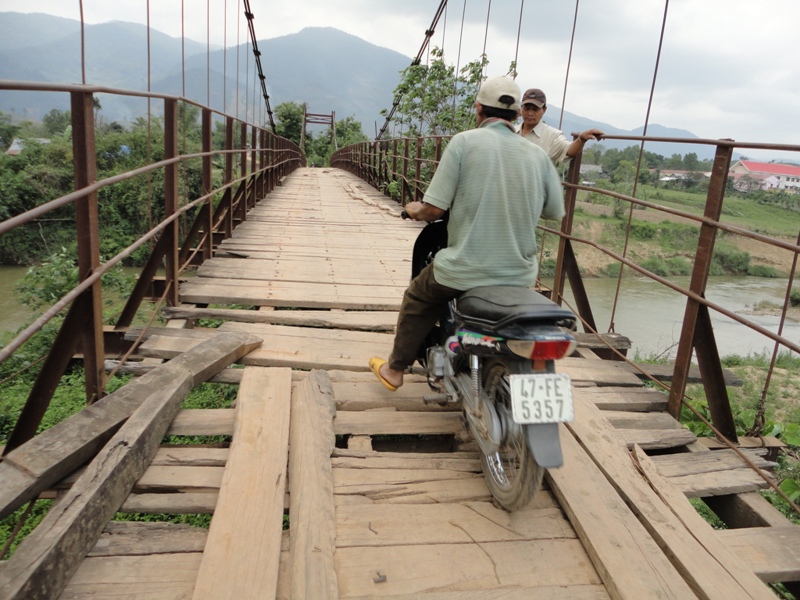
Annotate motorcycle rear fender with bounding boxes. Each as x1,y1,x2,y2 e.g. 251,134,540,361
524,423,564,469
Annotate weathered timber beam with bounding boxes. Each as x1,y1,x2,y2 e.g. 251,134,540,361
0,333,261,522
0,332,261,600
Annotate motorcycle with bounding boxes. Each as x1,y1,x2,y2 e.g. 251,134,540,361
405,212,578,511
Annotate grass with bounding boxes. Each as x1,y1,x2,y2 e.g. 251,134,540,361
0,373,240,557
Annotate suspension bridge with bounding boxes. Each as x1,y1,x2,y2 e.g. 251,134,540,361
1,1,799,598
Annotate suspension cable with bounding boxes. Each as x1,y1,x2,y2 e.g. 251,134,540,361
481,0,492,79
79,0,86,84
451,0,467,134
557,0,580,130
236,0,241,119
376,0,449,139
243,0,275,131
223,0,228,114
608,0,670,333
511,0,525,79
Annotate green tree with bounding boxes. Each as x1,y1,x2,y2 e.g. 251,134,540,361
0,111,19,150
42,109,71,137
274,102,306,147
382,47,488,137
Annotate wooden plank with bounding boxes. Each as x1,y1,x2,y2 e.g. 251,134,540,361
334,540,602,597
60,553,202,600
600,410,682,430
0,332,260,521
664,469,773,498
565,393,774,598
137,323,395,372
0,333,261,600
162,306,398,331
288,370,339,599
134,466,224,493
193,367,293,600
335,502,576,547
547,426,697,598
120,493,219,515
558,358,642,387
628,362,743,386
574,386,668,412
716,526,800,583
167,409,235,436
88,521,208,557
617,427,696,450
344,588,610,600
648,449,774,478
151,446,230,467
331,452,481,473
696,436,785,450
333,470,491,504
333,411,463,436
179,278,405,310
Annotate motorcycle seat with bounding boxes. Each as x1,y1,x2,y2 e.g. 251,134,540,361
456,286,576,329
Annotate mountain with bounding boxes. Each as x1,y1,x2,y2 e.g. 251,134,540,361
0,13,711,157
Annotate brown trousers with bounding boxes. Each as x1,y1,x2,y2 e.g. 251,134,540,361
388,263,463,371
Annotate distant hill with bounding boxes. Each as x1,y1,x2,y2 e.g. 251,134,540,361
0,13,715,158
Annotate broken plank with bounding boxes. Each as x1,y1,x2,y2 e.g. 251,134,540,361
547,425,697,599
0,332,262,600
716,526,800,583
565,393,774,599
0,333,260,521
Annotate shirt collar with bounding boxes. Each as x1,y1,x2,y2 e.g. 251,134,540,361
479,118,517,133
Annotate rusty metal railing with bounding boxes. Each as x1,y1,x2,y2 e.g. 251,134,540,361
0,80,305,453
332,132,800,442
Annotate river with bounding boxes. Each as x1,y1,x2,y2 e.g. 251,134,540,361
554,275,800,360
0,267,797,360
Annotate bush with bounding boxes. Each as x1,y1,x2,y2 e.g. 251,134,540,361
747,264,779,278
790,289,800,307
627,221,658,240
712,247,751,275
665,256,692,275
641,257,670,277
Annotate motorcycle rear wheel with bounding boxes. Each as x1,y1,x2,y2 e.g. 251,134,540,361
479,358,544,511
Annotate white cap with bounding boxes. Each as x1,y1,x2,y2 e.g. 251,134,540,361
476,76,521,111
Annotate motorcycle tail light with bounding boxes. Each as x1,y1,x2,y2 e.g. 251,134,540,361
507,337,576,360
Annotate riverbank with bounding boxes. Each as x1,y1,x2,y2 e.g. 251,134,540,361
565,200,797,279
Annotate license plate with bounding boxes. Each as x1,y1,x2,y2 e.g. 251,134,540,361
509,373,574,424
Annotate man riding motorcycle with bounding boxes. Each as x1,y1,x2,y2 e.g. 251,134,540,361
369,75,566,391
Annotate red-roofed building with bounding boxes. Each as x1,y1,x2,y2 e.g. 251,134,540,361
729,160,800,193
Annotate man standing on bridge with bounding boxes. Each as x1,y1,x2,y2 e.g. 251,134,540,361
517,87,604,166
369,76,565,391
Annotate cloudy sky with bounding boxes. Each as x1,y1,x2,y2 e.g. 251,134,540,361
4,0,800,158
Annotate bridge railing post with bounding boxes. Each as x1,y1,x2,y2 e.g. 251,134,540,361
239,121,249,223
201,108,214,260
667,142,737,441
250,126,258,209
163,99,180,307
223,116,234,238
2,90,107,452
552,146,598,332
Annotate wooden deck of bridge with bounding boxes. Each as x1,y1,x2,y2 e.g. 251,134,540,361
2,167,799,599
